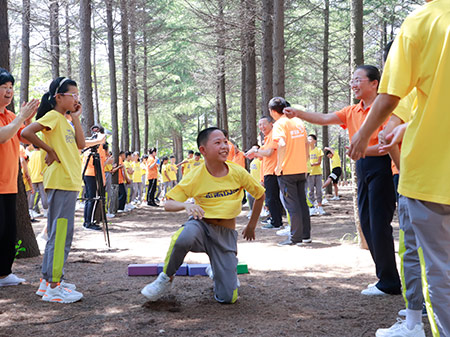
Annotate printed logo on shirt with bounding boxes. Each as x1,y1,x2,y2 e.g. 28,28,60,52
65,128,76,144
204,188,240,199
290,128,305,139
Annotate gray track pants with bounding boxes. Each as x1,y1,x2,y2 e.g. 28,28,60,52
398,195,423,310
163,218,239,304
308,174,322,205
29,182,48,210
406,197,450,337
42,189,77,283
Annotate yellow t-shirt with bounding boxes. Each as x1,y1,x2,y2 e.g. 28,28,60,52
161,164,170,183
190,158,204,171
309,147,323,176
392,88,417,124
132,161,142,183
28,149,45,183
168,163,178,181
379,1,450,205
331,152,341,169
38,110,82,191
104,163,112,173
249,158,261,182
124,160,133,181
182,158,193,176
167,161,265,219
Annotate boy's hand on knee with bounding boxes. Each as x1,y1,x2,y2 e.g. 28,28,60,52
185,204,205,220
242,225,256,241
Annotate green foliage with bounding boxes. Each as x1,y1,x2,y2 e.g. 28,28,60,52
15,240,26,259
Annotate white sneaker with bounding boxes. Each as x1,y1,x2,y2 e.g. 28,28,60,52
42,284,83,303
317,206,325,215
205,265,214,280
117,209,125,213
309,207,318,216
37,231,48,242
261,209,270,217
0,273,26,286
246,211,252,219
361,285,388,296
276,226,291,236
106,213,115,219
376,318,425,337
42,209,48,217
141,272,172,301
36,279,76,296
322,198,329,205
331,196,340,201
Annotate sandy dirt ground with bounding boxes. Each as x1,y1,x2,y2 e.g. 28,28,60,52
0,186,431,336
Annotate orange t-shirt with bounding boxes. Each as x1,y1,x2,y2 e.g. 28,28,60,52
269,115,308,175
334,101,385,147
84,146,107,184
146,156,158,180
118,157,124,184
260,130,277,176
0,109,26,194
232,151,246,168
227,142,235,161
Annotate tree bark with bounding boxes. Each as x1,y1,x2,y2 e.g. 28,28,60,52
49,0,60,79
106,0,119,185
273,0,285,97
322,0,331,194
79,0,95,135
240,0,247,150
261,0,273,116
65,1,72,78
244,0,257,153
20,0,31,105
92,12,100,125
120,0,130,151
0,1,10,71
216,0,228,132
143,29,149,153
129,0,139,152
173,131,183,181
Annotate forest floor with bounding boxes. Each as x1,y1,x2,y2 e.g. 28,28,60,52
0,186,432,337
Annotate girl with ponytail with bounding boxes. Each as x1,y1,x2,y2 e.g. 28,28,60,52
21,77,85,304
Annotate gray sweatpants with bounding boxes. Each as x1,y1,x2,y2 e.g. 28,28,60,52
42,189,77,283
163,218,239,304
29,182,48,210
398,195,423,310
308,174,322,205
406,197,450,336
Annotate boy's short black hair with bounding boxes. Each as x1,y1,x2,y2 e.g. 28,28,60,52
169,155,175,159
324,150,332,156
260,115,274,123
268,97,290,114
119,151,125,155
188,150,194,155
308,134,317,141
125,151,132,157
0,68,15,86
162,156,169,162
194,152,201,157
197,127,222,148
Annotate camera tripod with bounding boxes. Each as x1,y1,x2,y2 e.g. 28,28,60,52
81,146,111,247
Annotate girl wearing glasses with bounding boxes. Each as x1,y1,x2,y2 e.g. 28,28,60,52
21,77,85,303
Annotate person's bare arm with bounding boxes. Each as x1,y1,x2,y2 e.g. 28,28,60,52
0,99,39,144
284,107,343,125
242,194,265,241
21,122,61,165
70,105,86,149
275,138,286,175
379,115,403,170
165,199,205,219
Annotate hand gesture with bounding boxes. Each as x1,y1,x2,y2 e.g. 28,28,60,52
283,107,298,119
45,149,60,166
184,203,205,220
19,99,39,122
379,123,408,154
71,102,82,119
347,130,370,161
242,225,256,241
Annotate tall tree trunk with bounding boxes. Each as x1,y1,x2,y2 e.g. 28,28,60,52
65,1,72,78
273,0,285,97
129,0,139,152
20,0,31,105
92,11,100,125
350,0,367,249
261,0,273,116
120,0,130,151
173,131,183,180
106,0,120,213
79,0,95,135
143,29,149,153
322,0,331,194
240,0,247,149
49,0,60,79
216,0,228,133
244,0,257,153
0,3,39,257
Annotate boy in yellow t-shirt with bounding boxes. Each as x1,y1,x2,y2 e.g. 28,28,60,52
168,155,178,187
322,147,341,200
308,134,324,215
141,127,265,304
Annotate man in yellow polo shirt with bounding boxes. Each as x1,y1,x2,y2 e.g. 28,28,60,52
349,1,450,335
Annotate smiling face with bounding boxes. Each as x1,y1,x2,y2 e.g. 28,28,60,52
350,68,378,101
55,85,79,113
258,118,273,136
199,129,229,163
0,82,14,108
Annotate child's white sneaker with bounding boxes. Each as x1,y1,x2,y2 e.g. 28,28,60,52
42,284,83,303
141,272,172,301
36,278,76,296
0,273,25,286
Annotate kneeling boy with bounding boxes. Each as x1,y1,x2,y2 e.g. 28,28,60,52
141,127,265,303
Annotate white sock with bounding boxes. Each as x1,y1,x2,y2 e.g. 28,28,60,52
406,308,422,330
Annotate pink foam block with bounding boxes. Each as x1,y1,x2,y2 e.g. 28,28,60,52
127,264,158,276
187,264,209,276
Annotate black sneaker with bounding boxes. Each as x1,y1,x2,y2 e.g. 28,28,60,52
261,217,273,225
262,223,277,229
277,239,296,246
84,223,102,231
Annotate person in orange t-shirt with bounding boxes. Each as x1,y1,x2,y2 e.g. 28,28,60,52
146,147,159,206
245,115,284,229
0,68,39,286
266,97,310,246
284,65,400,296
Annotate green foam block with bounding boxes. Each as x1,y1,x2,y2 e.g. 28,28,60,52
237,262,249,274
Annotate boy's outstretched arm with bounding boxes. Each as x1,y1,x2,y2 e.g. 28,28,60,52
242,194,265,241
165,198,205,220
